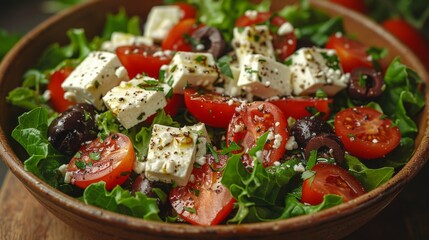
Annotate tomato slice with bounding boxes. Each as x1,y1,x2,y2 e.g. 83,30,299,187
302,163,366,205
67,133,136,190
116,45,173,79
269,97,332,120
334,106,401,159
325,35,372,73
227,102,288,167
48,67,75,112
174,2,197,19
162,18,200,52
382,18,429,70
184,88,241,128
235,12,296,61
169,154,235,226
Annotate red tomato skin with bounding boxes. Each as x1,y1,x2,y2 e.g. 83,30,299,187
116,45,172,79
174,2,197,19
325,35,372,73
329,0,367,14
334,107,401,159
235,12,272,27
269,97,332,120
162,18,200,52
302,163,366,205
235,12,296,61
67,133,135,190
164,94,184,117
48,67,75,112
382,18,429,70
227,102,288,167
184,88,240,128
169,155,235,226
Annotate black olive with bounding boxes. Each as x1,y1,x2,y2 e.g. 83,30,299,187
348,67,384,100
191,26,227,59
48,103,98,155
290,116,334,147
304,134,345,165
131,174,171,206
296,38,316,50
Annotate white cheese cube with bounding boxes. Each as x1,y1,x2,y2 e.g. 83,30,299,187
102,76,167,129
288,47,350,96
165,52,219,94
101,32,153,52
145,124,199,186
182,123,211,166
237,54,292,98
232,25,275,66
144,6,183,41
222,59,243,97
62,51,129,110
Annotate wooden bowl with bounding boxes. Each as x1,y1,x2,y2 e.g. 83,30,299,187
1,0,428,239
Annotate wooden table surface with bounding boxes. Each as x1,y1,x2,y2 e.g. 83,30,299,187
1,163,428,240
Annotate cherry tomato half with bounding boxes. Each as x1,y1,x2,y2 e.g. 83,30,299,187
235,12,297,61
302,163,366,205
169,154,235,226
116,45,173,79
48,67,75,112
162,18,201,52
334,106,401,159
184,88,241,128
227,102,288,167
382,18,429,70
269,97,332,120
67,133,136,190
325,35,372,73
174,2,197,19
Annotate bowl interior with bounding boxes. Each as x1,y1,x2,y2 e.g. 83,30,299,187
0,0,428,239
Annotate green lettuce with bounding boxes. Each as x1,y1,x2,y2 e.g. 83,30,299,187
11,107,64,187
345,155,394,191
166,0,270,42
278,0,344,46
0,28,20,60
83,182,162,221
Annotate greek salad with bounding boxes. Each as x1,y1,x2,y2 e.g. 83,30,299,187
7,0,425,226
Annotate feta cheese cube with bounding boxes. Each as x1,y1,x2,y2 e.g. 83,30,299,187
237,54,292,98
221,56,243,97
145,124,199,186
288,47,350,96
102,76,167,129
101,32,153,52
62,51,129,110
232,25,275,65
182,123,211,166
144,6,183,41
165,52,219,94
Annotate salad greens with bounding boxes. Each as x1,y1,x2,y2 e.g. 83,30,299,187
0,29,20,61
7,0,426,225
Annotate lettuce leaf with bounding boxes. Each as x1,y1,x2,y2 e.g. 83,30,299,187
101,8,142,40
221,133,303,223
345,155,394,191
278,0,344,46
0,28,20,60
380,58,425,137
11,107,64,187
167,0,270,42
83,182,161,221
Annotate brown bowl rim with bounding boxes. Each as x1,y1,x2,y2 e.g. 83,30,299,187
1,0,429,237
